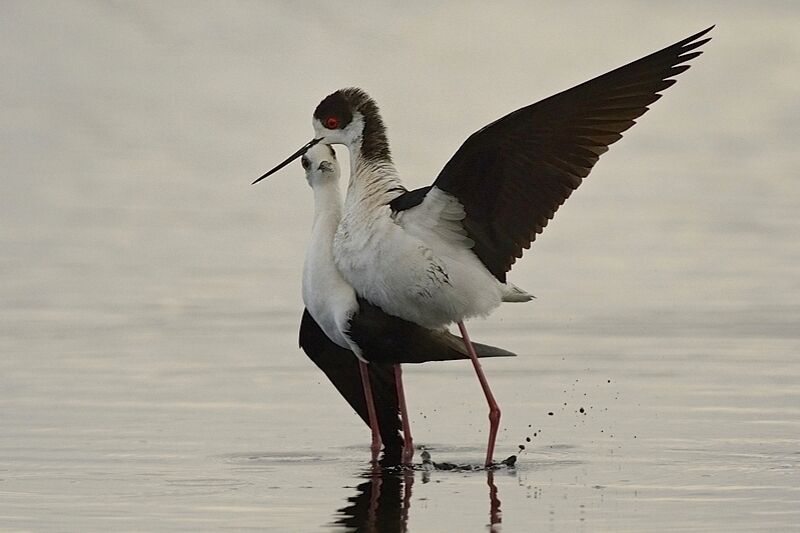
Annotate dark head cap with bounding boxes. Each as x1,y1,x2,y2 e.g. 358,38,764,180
313,90,355,130
314,88,390,162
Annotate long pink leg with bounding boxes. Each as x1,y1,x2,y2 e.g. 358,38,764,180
457,321,501,468
394,364,414,465
358,361,382,463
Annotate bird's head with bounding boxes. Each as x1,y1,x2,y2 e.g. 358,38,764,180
253,88,389,185
301,144,339,187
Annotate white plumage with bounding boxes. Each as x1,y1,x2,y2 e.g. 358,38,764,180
300,145,361,355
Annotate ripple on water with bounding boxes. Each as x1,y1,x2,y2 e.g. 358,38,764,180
218,451,333,466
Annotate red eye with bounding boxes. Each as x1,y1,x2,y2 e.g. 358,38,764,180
324,116,340,129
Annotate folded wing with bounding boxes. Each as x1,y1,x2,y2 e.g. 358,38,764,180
347,298,516,364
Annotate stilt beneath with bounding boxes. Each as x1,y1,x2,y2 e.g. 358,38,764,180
358,361,382,463
394,364,414,465
457,321,501,467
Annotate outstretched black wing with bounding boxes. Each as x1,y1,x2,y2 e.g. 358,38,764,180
428,27,712,282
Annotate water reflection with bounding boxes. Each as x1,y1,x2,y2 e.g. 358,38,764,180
487,471,501,532
333,468,409,533
333,466,503,532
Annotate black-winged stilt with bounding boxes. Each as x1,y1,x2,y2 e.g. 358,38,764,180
297,144,514,465
257,27,712,466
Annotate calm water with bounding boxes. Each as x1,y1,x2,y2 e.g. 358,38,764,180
2,3,799,532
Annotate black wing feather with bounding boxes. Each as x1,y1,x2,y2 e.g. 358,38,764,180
347,298,516,363
433,27,713,281
299,309,403,458
388,186,432,212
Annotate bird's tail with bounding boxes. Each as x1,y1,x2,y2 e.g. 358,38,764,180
501,283,535,302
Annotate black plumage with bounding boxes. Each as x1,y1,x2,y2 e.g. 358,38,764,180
299,305,514,463
347,298,515,364
299,309,404,463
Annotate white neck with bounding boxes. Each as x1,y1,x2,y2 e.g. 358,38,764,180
309,179,342,244
302,177,359,351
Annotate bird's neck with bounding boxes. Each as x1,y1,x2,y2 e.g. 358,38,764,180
304,180,343,300
345,141,403,211
310,180,342,235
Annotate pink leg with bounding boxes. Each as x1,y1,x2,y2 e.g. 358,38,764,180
458,321,501,468
358,361,382,463
394,364,414,465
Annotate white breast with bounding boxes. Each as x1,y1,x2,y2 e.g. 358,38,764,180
302,199,359,353
333,191,503,329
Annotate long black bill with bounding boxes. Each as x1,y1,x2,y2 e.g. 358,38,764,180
252,138,322,185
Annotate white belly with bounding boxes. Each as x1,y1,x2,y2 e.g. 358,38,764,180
333,207,503,329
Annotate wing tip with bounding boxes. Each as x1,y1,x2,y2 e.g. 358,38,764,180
674,28,713,56
682,25,715,46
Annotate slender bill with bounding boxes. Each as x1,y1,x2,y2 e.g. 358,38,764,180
252,138,321,185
